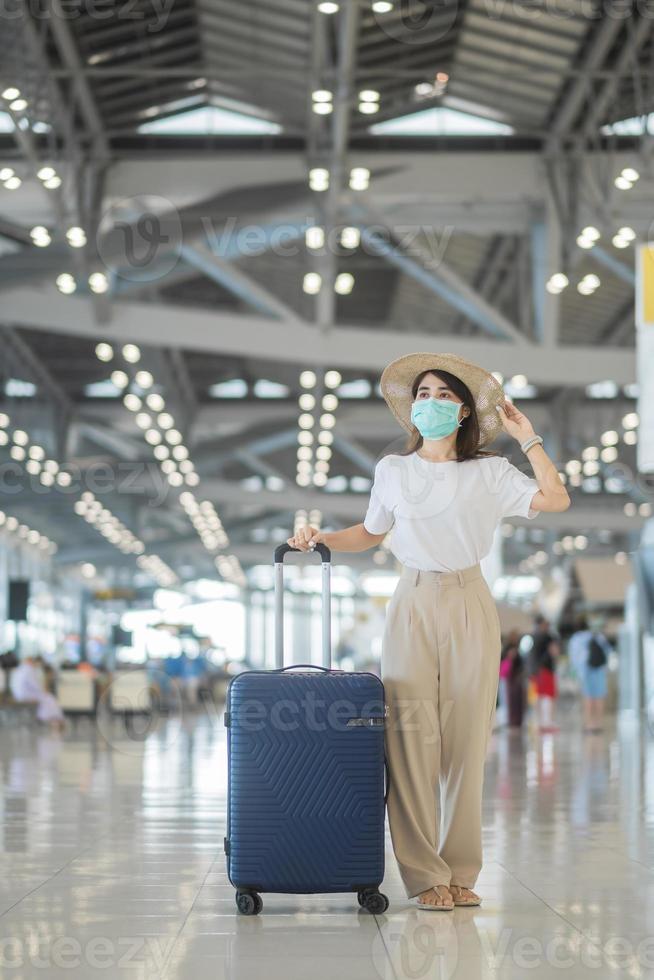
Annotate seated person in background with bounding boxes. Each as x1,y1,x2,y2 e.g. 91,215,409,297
10,656,65,731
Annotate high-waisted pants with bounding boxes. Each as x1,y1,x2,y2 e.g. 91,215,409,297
381,562,502,899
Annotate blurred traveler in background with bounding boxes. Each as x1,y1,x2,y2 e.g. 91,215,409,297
536,635,560,732
569,617,611,733
500,638,526,729
10,656,65,732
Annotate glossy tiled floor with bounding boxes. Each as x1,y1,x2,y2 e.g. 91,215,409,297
1,706,653,980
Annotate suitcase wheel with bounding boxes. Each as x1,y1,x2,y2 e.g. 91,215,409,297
236,890,263,915
357,889,389,914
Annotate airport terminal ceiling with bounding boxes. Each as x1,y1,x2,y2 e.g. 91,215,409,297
0,0,653,586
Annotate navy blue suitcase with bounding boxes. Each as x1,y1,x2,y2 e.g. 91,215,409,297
224,543,388,915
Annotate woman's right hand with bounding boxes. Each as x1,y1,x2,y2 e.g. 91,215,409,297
286,525,325,552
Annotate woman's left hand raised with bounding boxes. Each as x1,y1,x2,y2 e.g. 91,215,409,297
496,398,536,443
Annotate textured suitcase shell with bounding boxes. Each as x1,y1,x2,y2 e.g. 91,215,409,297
226,668,386,893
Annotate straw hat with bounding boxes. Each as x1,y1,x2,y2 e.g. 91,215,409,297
380,352,506,447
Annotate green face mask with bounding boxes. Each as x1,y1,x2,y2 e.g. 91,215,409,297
410,398,462,440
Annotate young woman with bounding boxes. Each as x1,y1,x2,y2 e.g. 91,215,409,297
287,353,570,911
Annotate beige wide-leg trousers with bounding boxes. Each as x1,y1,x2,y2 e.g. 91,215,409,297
381,562,502,899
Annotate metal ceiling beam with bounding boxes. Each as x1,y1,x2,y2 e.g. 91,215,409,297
179,243,305,322
47,0,110,160
581,15,654,137
4,287,636,385
548,10,627,142
356,217,530,344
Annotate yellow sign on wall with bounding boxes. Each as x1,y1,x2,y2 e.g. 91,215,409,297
637,244,654,327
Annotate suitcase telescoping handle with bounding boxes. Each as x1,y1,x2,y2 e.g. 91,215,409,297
273,543,332,669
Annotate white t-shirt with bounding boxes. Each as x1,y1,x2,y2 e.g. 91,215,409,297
363,452,540,572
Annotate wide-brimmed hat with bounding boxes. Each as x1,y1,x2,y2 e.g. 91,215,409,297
380,352,506,447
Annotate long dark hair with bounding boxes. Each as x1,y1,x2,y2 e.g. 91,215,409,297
399,368,498,462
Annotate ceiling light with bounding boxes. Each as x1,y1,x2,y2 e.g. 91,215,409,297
110,370,128,388
165,429,182,445
296,473,311,486
349,167,370,190
9,98,27,111
359,102,379,114
172,445,188,460
306,227,325,250
582,446,599,460
613,234,629,248
359,90,380,102
510,374,527,388
313,102,333,115
621,167,639,182
146,393,165,411
56,273,76,294
66,226,86,247
2,87,20,100
30,225,51,247
154,444,169,460
322,394,338,412
318,1,339,11
318,430,333,445
36,165,55,180
581,226,600,241
145,429,162,445
340,227,360,249
300,370,316,389
316,445,332,461
614,175,632,190
324,370,341,389
135,370,153,388
303,272,322,294
565,459,581,475
372,0,393,10
312,90,332,103
600,446,618,462
309,168,329,191
335,272,354,294
618,226,635,241
28,445,44,459
298,430,313,446
158,412,174,429
298,446,312,461
313,471,328,486
123,393,141,411
89,271,108,294
298,413,314,429
95,342,113,362
624,430,637,445
43,175,62,189
601,430,619,446
299,393,315,410
320,413,335,428
122,344,141,363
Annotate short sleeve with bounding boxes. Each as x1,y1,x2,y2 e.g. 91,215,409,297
495,457,540,520
363,460,394,535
